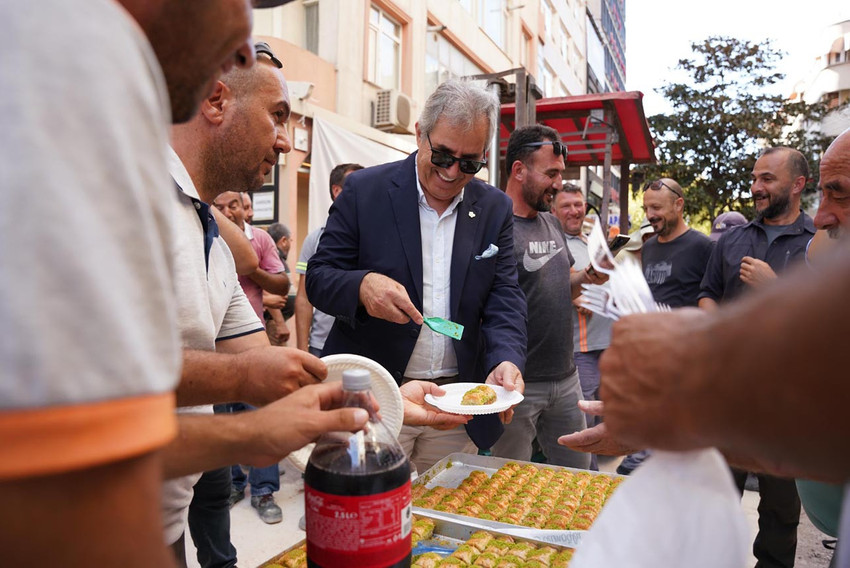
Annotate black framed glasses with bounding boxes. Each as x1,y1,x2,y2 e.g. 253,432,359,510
644,179,683,199
427,134,487,175
521,140,568,160
255,41,283,69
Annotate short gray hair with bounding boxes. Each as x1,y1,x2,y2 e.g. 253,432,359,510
418,80,500,146
267,222,291,242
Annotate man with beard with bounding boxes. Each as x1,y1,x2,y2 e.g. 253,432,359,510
491,125,604,468
615,177,713,476
697,147,814,568
641,177,714,309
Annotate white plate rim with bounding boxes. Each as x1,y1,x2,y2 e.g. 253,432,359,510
423,382,524,415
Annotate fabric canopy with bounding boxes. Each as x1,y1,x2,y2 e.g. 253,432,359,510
308,117,412,232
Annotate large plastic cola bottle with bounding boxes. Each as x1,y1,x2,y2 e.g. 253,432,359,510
305,369,412,568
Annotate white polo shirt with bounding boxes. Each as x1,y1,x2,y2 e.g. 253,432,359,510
161,147,263,544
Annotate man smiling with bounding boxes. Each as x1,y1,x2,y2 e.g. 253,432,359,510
306,80,528,472
492,125,604,468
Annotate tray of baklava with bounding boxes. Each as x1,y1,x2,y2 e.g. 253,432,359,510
411,453,624,547
259,513,577,567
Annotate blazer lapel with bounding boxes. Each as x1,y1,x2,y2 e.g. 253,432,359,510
451,184,483,317
389,154,424,307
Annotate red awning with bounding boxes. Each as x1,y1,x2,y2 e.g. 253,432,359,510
498,91,656,167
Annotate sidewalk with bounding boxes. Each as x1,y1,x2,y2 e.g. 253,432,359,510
185,456,835,567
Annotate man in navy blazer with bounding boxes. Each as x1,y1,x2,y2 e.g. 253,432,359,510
306,80,527,472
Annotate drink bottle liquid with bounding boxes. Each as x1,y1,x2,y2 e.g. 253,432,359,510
305,369,412,568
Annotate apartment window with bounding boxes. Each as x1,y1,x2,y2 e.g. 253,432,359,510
304,0,319,55
542,0,553,40
425,33,485,97
367,5,401,90
479,0,507,50
559,25,568,60
537,45,554,97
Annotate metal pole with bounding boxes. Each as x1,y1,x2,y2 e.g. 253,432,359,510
599,129,612,237
619,160,630,234
489,82,501,188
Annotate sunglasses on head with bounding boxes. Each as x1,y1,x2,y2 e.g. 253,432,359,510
427,134,488,175
255,41,283,69
521,140,568,160
644,179,683,199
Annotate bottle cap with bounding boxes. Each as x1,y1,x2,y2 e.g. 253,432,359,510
342,369,371,391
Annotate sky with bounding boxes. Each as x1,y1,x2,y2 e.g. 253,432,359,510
625,1,850,117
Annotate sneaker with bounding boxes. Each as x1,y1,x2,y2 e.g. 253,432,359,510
228,487,245,509
251,494,283,524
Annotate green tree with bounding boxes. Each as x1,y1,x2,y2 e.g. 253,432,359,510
633,36,833,226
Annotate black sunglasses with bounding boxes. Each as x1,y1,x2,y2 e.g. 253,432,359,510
521,140,568,160
255,41,283,69
644,179,683,199
427,134,487,175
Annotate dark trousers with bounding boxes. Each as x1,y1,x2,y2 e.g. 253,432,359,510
187,466,238,568
732,468,801,568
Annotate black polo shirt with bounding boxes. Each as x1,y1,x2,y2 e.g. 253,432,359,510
699,210,815,304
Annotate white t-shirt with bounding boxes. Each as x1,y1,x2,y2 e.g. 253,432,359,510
161,148,264,544
0,0,181,479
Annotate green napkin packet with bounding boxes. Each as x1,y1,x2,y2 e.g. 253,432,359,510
423,317,464,340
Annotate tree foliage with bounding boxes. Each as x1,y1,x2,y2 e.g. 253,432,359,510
633,36,833,225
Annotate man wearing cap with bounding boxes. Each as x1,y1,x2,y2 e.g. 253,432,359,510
490,125,604,469
710,211,748,242
552,182,612,470
306,80,528,473
697,147,814,568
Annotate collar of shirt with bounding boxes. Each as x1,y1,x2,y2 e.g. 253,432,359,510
167,146,218,273
243,221,254,240
751,209,815,236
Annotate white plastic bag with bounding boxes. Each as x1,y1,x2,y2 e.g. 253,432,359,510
572,448,750,568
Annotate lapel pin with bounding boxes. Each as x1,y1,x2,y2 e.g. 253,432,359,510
468,211,476,218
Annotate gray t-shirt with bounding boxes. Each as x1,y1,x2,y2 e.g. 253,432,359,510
565,234,613,352
297,226,334,351
642,229,713,308
513,212,576,382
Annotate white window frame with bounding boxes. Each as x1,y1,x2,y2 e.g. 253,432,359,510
367,5,402,90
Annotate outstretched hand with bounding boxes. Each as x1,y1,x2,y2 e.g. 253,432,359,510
557,401,640,456
359,272,423,325
400,380,470,430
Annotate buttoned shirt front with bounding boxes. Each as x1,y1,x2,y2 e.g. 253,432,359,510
403,163,463,379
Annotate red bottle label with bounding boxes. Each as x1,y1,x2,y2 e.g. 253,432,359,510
305,480,412,567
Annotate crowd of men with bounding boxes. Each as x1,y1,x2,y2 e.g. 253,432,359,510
3,2,850,567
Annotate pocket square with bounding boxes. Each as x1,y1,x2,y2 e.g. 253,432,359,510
474,243,498,260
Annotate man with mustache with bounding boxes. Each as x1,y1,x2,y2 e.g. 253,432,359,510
697,147,815,568
491,125,604,468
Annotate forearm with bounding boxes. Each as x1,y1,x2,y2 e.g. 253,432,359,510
248,268,290,295
686,249,850,479
698,297,718,311
163,413,256,479
2,452,176,567
569,266,592,299
212,206,258,275
295,281,313,351
177,349,243,406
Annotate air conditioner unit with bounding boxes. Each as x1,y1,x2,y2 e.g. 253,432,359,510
372,89,414,134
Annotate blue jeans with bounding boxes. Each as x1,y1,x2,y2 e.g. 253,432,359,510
227,402,280,496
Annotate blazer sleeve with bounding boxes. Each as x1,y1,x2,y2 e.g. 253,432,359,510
304,176,372,323
480,198,528,375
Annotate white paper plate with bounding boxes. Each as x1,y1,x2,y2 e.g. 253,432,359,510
423,382,524,415
286,354,404,472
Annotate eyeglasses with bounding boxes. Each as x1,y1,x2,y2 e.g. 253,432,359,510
255,41,283,69
427,134,487,175
644,179,683,199
521,140,568,160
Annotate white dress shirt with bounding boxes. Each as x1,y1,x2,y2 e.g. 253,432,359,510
403,164,464,379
